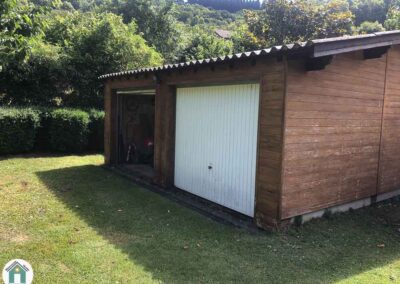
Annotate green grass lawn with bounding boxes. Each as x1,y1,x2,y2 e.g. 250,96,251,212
1,155,400,283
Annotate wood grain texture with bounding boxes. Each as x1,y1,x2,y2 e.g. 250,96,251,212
281,51,387,219
104,84,112,164
379,46,400,193
255,60,286,227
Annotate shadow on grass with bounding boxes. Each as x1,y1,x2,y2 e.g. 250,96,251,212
36,165,400,283
0,153,102,162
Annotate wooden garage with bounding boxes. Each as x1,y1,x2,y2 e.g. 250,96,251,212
101,31,400,229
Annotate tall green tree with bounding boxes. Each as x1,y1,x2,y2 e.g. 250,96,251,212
178,27,233,61
1,11,163,107
246,0,354,46
0,0,47,70
356,20,386,32
349,0,389,25
109,0,183,62
385,1,400,29
62,12,163,107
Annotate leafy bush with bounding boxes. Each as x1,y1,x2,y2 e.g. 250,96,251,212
0,107,104,155
356,21,385,34
34,107,53,152
87,109,105,152
49,109,90,153
0,108,40,154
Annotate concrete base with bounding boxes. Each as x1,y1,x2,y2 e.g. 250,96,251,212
292,189,400,224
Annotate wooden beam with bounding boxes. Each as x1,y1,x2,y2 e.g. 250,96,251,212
363,46,390,60
305,56,333,71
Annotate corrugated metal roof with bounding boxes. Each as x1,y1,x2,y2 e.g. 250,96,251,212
99,31,400,80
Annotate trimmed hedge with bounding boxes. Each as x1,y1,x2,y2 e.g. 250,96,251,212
0,108,40,154
49,109,90,153
0,107,104,155
87,109,105,152
34,107,53,151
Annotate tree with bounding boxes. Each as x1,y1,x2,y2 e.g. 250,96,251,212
1,11,163,107
245,0,354,46
231,24,264,52
171,3,238,27
53,12,163,107
356,20,386,33
349,0,389,25
178,28,233,61
188,0,261,12
323,0,354,37
385,4,400,29
0,39,66,106
109,0,183,62
0,0,47,71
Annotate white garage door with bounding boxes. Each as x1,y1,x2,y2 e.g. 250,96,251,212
174,84,260,217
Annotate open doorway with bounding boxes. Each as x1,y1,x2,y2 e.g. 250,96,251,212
117,89,155,179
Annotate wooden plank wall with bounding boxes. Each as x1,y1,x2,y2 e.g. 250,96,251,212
255,61,286,227
281,52,387,219
379,46,400,193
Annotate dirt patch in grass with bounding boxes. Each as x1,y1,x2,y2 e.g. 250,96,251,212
0,228,30,244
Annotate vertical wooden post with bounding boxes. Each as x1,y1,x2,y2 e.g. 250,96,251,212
154,83,177,188
153,83,163,184
104,83,112,164
163,86,177,188
254,59,286,229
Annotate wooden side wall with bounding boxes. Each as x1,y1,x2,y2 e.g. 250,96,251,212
255,61,286,227
379,46,400,193
281,52,387,219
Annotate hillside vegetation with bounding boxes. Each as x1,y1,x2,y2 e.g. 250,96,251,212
1,0,399,108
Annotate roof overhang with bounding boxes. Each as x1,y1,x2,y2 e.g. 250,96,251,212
311,31,400,58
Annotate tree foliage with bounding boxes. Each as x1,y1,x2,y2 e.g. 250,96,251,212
246,0,354,46
48,12,163,107
349,0,389,25
108,0,182,62
385,4,400,29
1,9,163,107
356,20,386,32
0,0,48,70
188,0,261,12
172,3,238,27
1,0,400,109
178,27,233,61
